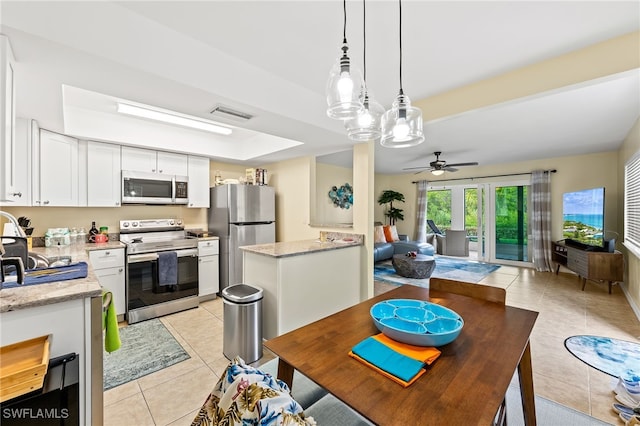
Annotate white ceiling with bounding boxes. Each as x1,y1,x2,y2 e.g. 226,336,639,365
1,1,639,174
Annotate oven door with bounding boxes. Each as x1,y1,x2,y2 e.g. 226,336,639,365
126,248,198,312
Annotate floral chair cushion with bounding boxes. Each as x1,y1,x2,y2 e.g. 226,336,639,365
191,356,316,426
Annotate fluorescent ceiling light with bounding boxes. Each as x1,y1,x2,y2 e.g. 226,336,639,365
117,103,232,135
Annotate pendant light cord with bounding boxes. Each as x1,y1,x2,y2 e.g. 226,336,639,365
342,0,347,43
399,0,403,94
362,0,367,83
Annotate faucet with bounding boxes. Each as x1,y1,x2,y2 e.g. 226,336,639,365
0,211,27,238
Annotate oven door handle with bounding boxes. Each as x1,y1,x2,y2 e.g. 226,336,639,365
176,249,198,258
127,253,159,263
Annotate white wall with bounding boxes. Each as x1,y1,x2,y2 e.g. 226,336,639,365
314,162,353,225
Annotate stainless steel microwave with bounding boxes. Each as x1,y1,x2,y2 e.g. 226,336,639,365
122,170,188,205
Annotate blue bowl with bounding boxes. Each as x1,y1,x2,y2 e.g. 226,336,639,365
370,299,464,347
395,306,436,323
370,302,396,320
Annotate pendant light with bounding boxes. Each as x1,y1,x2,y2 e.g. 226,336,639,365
326,0,364,120
345,0,384,141
380,0,425,148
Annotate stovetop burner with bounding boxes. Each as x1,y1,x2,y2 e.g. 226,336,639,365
119,218,198,254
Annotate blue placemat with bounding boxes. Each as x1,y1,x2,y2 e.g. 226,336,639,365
2,262,88,288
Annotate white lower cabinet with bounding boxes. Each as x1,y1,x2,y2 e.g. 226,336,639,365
89,248,125,317
198,239,219,298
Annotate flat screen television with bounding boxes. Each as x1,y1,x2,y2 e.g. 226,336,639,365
562,187,605,250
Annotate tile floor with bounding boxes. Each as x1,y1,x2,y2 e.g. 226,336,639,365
103,265,640,425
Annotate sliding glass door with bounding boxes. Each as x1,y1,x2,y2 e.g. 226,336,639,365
426,181,532,266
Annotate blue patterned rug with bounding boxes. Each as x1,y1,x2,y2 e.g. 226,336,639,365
374,256,501,287
103,318,190,390
565,335,640,380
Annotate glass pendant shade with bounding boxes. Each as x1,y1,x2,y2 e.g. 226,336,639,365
326,43,364,120
345,90,384,141
431,169,444,176
380,92,425,148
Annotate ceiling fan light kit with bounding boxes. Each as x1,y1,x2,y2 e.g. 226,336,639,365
326,0,364,120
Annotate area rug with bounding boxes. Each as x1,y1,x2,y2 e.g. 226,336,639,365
564,335,640,380
103,318,190,390
374,256,500,287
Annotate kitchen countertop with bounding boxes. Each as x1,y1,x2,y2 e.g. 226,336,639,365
240,236,363,258
0,241,124,313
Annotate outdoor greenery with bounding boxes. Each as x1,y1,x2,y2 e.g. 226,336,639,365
426,186,527,244
427,190,451,230
378,190,405,225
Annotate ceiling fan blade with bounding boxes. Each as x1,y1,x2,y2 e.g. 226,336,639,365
446,162,479,167
402,166,431,171
443,167,459,172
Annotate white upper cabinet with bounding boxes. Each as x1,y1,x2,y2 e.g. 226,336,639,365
87,141,121,207
121,146,187,175
157,151,188,175
187,155,210,208
6,118,37,206
0,35,17,203
33,129,79,206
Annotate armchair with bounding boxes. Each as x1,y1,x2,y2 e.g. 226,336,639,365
436,230,470,257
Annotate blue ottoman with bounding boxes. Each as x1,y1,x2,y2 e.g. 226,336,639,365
392,241,435,256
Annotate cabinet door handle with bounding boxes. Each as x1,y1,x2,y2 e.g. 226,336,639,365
152,169,156,173
115,202,120,206
43,200,50,205
105,251,110,256
35,200,41,204
118,268,123,273
159,169,163,173
10,192,22,198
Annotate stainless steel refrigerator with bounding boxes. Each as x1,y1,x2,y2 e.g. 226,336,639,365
208,185,275,291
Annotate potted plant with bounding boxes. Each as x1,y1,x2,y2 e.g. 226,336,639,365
378,190,405,225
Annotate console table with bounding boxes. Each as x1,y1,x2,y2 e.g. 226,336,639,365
551,241,623,294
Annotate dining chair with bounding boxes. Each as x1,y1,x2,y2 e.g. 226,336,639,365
435,230,470,257
429,277,507,425
429,277,506,304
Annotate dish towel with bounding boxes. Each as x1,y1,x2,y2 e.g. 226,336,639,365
349,334,441,387
158,251,178,286
103,291,121,353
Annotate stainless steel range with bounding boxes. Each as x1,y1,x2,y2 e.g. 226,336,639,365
120,218,199,324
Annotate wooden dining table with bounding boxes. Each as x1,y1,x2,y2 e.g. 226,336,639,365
264,284,539,425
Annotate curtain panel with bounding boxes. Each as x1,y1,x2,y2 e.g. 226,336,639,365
415,180,429,242
531,170,553,271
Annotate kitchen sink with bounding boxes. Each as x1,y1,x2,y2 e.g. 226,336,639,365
27,252,72,269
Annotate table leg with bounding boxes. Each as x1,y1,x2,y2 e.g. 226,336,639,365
277,358,295,389
517,340,537,425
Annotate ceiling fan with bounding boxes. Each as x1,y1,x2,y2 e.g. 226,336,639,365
403,151,479,175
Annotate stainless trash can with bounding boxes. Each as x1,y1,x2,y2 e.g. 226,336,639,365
222,284,263,363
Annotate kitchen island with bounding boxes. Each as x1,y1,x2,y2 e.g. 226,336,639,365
241,235,363,339
0,241,121,425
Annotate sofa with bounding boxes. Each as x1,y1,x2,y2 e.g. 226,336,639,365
374,232,437,262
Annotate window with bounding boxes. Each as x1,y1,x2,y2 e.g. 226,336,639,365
625,151,640,257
